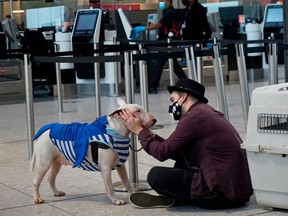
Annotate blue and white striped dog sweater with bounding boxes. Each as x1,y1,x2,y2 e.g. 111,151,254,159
33,115,130,171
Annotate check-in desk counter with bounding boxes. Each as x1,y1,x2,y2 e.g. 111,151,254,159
54,32,77,97
0,59,25,99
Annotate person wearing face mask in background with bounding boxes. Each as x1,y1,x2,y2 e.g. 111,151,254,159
118,78,253,209
130,0,187,94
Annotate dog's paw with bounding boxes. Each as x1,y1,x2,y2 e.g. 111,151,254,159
54,191,65,197
34,197,45,204
113,199,127,205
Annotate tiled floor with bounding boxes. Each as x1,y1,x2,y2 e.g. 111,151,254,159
1,77,288,216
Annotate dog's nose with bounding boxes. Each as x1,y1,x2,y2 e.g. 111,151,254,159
152,119,157,125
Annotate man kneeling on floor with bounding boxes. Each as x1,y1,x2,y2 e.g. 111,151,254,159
118,78,253,209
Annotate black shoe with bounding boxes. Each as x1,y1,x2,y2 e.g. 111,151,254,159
129,192,174,208
148,87,158,94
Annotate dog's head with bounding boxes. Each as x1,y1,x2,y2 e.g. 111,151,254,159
108,98,157,137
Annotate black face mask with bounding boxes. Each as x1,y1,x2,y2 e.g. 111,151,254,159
168,97,182,120
182,0,189,7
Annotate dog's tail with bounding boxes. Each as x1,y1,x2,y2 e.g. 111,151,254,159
31,151,36,172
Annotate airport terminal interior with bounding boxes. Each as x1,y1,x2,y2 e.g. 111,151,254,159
1,0,288,215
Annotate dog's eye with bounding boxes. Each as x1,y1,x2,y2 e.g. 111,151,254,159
136,109,141,112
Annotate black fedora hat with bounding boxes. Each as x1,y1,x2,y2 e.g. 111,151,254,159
167,78,208,103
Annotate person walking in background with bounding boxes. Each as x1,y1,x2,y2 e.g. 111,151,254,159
181,0,212,41
179,0,212,65
130,0,187,94
118,78,253,209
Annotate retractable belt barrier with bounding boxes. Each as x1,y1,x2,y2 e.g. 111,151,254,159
0,49,25,60
130,38,287,127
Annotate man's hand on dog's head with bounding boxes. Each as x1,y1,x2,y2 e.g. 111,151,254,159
118,109,144,135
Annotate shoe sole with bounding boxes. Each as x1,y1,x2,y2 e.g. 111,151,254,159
129,192,174,208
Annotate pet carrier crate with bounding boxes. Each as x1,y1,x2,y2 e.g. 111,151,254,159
242,83,288,210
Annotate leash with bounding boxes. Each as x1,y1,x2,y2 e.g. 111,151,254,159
129,144,143,152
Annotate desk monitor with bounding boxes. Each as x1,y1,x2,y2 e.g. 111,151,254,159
263,4,283,27
73,9,101,37
219,6,243,26
72,9,104,79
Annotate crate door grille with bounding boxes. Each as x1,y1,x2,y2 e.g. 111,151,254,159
258,114,288,134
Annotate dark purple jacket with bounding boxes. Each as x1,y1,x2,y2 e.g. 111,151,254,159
138,102,253,202
182,1,212,40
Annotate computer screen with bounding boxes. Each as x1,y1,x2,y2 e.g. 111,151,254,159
219,6,243,25
74,10,99,35
264,5,283,27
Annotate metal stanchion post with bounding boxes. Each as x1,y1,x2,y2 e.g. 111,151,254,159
124,51,138,185
196,44,203,84
235,43,250,129
167,38,175,86
189,46,197,80
185,47,193,79
24,54,35,159
114,51,150,191
113,37,119,96
139,45,149,111
211,44,229,120
268,43,278,85
185,46,197,80
54,44,63,113
124,52,132,104
130,52,135,103
55,62,63,113
94,43,101,117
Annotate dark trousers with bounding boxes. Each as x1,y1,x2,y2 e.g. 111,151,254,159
148,57,187,89
147,166,246,209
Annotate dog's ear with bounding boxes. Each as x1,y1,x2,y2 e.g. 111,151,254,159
117,98,126,107
109,109,122,117
109,98,126,117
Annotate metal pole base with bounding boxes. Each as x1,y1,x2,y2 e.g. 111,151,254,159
113,180,151,192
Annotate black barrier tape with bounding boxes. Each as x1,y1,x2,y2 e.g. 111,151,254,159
26,45,280,64
32,55,123,64
0,48,24,59
220,48,229,56
29,39,286,58
0,53,23,59
220,39,283,45
133,52,169,61
28,44,140,57
44,39,285,58
117,38,210,47
146,46,214,58
146,46,184,52
4,39,288,63
244,46,266,55
118,38,285,47
277,44,288,52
